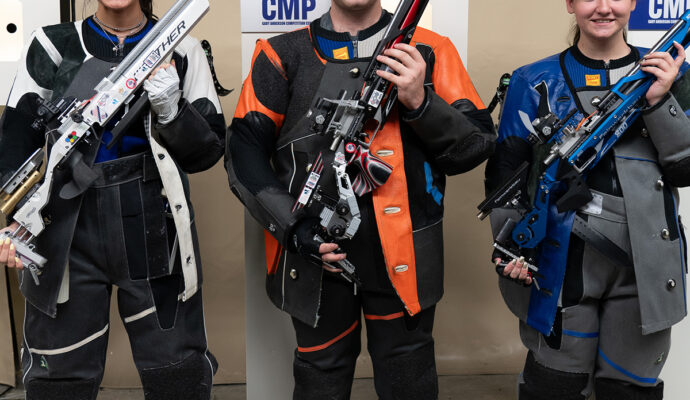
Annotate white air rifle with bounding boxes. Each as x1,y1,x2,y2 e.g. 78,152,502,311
0,0,210,284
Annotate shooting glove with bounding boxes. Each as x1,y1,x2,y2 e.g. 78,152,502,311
492,249,533,287
290,217,323,260
144,65,182,125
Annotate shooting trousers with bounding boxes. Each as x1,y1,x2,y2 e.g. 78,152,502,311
21,152,216,399
519,190,670,392
292,273,438,400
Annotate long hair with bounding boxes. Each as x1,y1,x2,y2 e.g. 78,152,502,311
140,0,153,19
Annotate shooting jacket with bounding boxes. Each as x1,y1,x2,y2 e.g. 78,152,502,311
487,45,690,335
226,13,495,326
0,19,225,317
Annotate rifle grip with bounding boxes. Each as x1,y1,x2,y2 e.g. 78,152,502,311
351,147,393,196
496,218,517,245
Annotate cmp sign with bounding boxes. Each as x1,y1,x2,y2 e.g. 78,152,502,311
629,0,690,30
241,0,331,33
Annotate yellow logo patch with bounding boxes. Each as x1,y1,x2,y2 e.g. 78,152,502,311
585,74,602,87
333,46,350,60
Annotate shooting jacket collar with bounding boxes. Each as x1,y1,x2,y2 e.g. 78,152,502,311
83,16,154,62
311,11,391,62
314,10,391,43
569,43,640,70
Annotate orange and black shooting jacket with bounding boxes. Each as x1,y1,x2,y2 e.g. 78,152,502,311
225,13,495,326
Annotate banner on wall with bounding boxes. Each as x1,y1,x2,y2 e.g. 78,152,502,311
629,0,690,30
241,0,331,33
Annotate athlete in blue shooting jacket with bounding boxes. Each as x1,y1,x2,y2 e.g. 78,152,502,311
486,0,690,399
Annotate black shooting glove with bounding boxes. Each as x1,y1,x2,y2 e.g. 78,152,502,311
492,248,535,287
290,217,323,260
491,217,532,287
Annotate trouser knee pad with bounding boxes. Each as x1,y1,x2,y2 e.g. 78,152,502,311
26,378,99,400
519,351,589,400
139,352,215,400
595,378,663,400
379,342,438,400
292,356,354,400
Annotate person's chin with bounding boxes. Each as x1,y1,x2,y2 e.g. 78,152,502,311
101,0,137,11
588,27,622,41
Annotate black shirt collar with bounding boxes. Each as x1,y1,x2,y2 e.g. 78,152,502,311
311,10,391,43
569,43,640,69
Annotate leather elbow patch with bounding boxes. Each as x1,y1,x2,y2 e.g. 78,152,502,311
435,132,496,175
157,101,222,171
463,108,496,134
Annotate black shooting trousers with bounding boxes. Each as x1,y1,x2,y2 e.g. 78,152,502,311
21,152,216,400
291,273,439,400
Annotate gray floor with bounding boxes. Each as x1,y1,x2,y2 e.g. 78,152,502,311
0,375,518,399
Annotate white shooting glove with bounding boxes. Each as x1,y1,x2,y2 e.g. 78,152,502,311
144,65,182,125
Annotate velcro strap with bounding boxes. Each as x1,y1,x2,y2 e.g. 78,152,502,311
572,215,633,268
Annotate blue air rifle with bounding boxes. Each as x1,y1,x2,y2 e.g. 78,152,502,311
0,0,210,285
477,10,690,288
293,0,430,287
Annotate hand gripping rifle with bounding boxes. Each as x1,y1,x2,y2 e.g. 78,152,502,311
292,0,430,287
477,10,690,290
0,0,210,285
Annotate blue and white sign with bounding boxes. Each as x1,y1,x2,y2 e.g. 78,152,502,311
241,0,331,33
629,0,690,30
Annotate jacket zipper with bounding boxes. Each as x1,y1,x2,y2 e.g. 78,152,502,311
604,61,611,87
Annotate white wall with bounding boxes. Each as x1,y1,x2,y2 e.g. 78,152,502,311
430,0,468,66
241,28,290,400
0,0,61,103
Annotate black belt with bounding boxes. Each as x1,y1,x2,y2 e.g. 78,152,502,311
90,152,160,187
572,215,633,268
